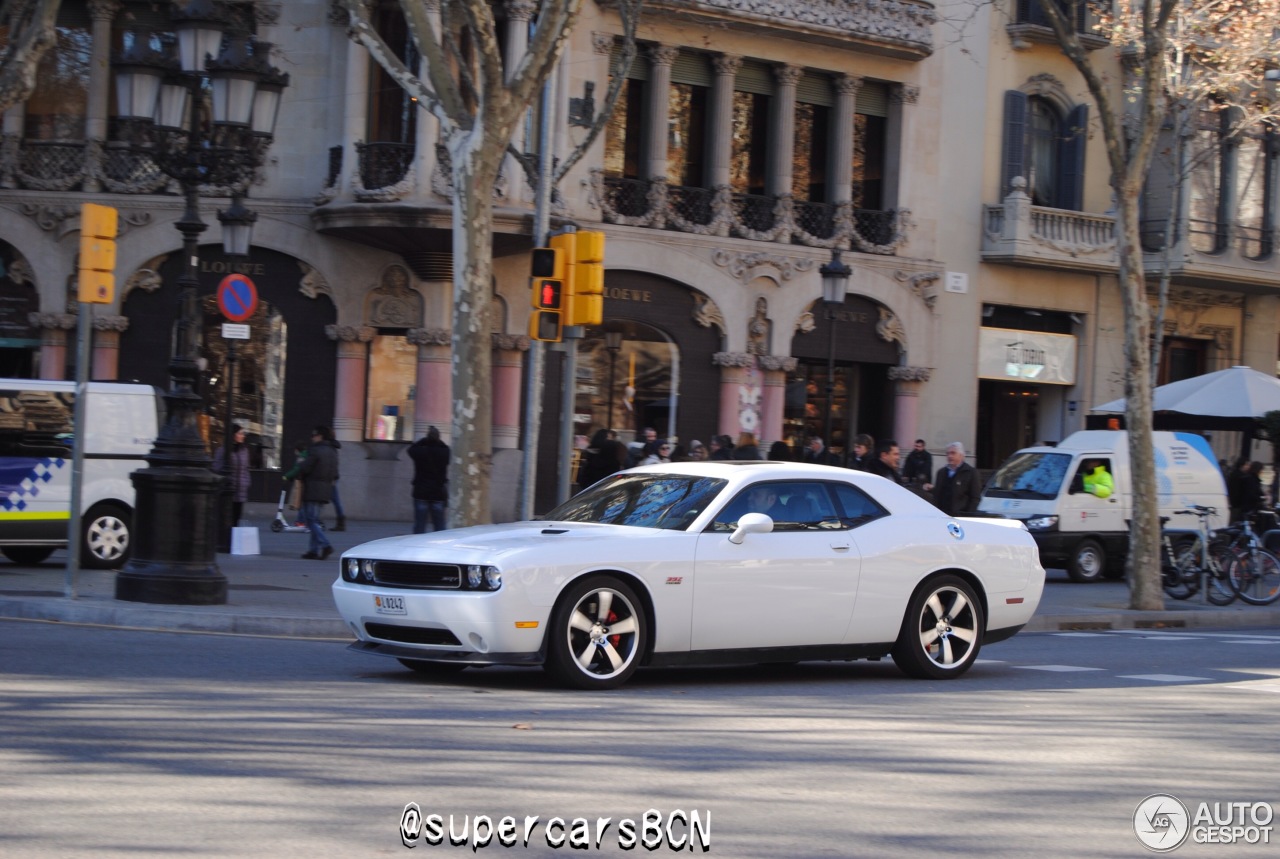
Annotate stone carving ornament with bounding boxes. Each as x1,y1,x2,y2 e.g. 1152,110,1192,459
887,365,931,382
692,293,727,336
712,249,817,282
367,263,423,328
407,327,451,346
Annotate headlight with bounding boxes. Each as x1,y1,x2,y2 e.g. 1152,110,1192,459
1023,515,1059,531
343,558,376,583
466,565,502,591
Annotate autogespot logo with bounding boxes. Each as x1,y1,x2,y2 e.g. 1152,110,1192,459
1135,794,1191,852
401,802,423,849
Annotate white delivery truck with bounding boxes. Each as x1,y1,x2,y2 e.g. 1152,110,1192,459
0,379,161,568
977,430,1228,582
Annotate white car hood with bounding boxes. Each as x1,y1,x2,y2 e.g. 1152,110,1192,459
342,521,676,564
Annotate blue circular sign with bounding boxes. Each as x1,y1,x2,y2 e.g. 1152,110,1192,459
217,273,258,322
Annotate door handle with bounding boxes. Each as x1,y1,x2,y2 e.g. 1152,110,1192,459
831,543,851,552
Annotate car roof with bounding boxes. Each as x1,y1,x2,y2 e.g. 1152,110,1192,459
618,460,946,516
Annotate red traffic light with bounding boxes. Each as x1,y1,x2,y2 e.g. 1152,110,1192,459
536,278,563,310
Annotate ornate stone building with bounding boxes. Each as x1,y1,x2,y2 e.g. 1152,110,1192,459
0,0,1275,519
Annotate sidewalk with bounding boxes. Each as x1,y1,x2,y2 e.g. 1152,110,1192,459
1,502,1277,638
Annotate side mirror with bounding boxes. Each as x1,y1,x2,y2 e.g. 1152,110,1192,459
729,512,774,544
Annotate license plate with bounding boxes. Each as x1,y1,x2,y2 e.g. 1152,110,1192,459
373,594,406,615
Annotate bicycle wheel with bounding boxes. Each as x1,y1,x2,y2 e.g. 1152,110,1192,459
1204,544,1237,606
1164,539,1200,600
1230,547,1280,606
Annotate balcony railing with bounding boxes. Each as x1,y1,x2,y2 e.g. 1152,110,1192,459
590,172,910,254
355,142,415,199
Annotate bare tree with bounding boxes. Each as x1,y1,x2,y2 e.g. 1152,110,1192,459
341,0,640,526
0,0,62,112
1032,0,1279,608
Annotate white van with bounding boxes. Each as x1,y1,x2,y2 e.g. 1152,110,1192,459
0,379,161,568
977,430,1228,582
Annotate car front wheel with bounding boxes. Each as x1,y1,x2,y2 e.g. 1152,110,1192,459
82,503,131,570
546,575,647,690
1067,538,1106,582
891,575,984,679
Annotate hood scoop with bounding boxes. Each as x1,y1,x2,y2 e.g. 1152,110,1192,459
541,528,569,535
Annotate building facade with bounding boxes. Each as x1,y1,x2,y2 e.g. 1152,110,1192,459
0,0,1276,521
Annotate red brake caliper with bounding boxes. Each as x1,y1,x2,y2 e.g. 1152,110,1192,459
607,610,621,647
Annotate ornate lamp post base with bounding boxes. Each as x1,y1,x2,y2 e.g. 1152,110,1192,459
115,466,227,605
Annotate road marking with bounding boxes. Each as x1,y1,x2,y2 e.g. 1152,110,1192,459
1016,665,1106,672
1117,674,1208,682
1221,640,1275,645
1051,632,1110,637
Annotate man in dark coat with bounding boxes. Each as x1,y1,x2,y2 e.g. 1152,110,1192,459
866,439,904,484
802,435,838,466
297,425,339,559
902,439,933,486
408,426,450,533
924,441,982,517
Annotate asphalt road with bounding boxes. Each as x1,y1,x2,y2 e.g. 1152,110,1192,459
2,619,1278,857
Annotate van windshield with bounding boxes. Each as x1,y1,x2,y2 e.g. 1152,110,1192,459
985,452,1073,499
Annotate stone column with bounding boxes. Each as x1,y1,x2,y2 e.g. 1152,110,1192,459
492,334,530,449
82,0,119,193
1241,294,1280,371
30,313,76,380
336,18,371,203
830,75,861,205
499,0,535,204
758,355,797,447
408,327,452,442
644,45,678,181
713,351,753,439
888,366,931,451
768,64,802,197
884,84,918,209
91,314,129,380
707,54,742,189
326,324,374,442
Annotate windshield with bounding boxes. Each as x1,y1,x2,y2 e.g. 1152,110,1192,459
544,473,728,530
985,452,1072,499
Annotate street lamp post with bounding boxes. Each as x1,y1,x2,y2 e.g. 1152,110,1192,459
819,250,851,455
110,1,288,604
604,329,623,431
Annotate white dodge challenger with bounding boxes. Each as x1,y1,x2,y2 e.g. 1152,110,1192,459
332,461,1045,689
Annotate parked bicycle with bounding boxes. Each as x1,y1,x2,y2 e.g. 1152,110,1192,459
1160,505,1236,605
1217,511,1280,606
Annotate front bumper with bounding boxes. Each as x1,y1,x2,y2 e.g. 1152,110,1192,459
332,579,549,664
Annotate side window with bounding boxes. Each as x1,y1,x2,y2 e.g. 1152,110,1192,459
831,483,889,529
0,390,73,457
1071,459,1112,495
710,481,839,532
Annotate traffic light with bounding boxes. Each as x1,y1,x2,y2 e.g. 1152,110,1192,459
529,240,569,342
567,230,605,327
78,202,118,304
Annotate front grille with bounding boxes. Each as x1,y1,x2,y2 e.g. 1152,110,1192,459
373,562,462,589
365,623,462,646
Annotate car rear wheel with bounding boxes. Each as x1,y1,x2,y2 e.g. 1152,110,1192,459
891,575,984,680
82,503,131,570
546,575,647,690
1067,538,1106,582
396,658,469,675
2,546,55,565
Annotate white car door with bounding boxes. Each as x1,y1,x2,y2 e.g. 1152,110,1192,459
691,480,861,650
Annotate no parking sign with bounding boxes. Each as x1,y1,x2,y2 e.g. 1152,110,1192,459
217,273,258,322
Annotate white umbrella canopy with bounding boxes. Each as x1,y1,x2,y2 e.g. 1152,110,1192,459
1092,365,1280,421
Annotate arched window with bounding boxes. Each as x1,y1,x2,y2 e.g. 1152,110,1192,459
1001,89,1088,210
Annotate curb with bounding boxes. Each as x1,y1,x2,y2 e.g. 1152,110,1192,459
1023,606,1280,632
0,596,350,639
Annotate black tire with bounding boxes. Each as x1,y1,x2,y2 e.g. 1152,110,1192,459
545,575,647,690
2,546,54,565
891,575,984,680
1164,538,1200,600
396,658,469,675
270,519,284,533
1204,543,1238,606
1067,538,1106,583
81,502,131,570
1229,548,1280,605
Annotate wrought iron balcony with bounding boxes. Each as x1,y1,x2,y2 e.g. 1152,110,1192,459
354,141,415,200
590,171,910,254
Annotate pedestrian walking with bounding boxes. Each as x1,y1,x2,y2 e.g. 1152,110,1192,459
802,436,838,466
731,432,761,460
407,426,450,534
866,438,904,484
846,433,874,471
902,439,933,486
579,429,628,487
297,425,338,559
924,441,982,517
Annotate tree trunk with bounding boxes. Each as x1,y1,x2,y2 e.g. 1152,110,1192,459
448,134,502,526
1116,185,1165,610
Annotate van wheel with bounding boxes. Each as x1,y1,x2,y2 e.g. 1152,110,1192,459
2,546,54,565
1067,538,1106,583
82,503,131,570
